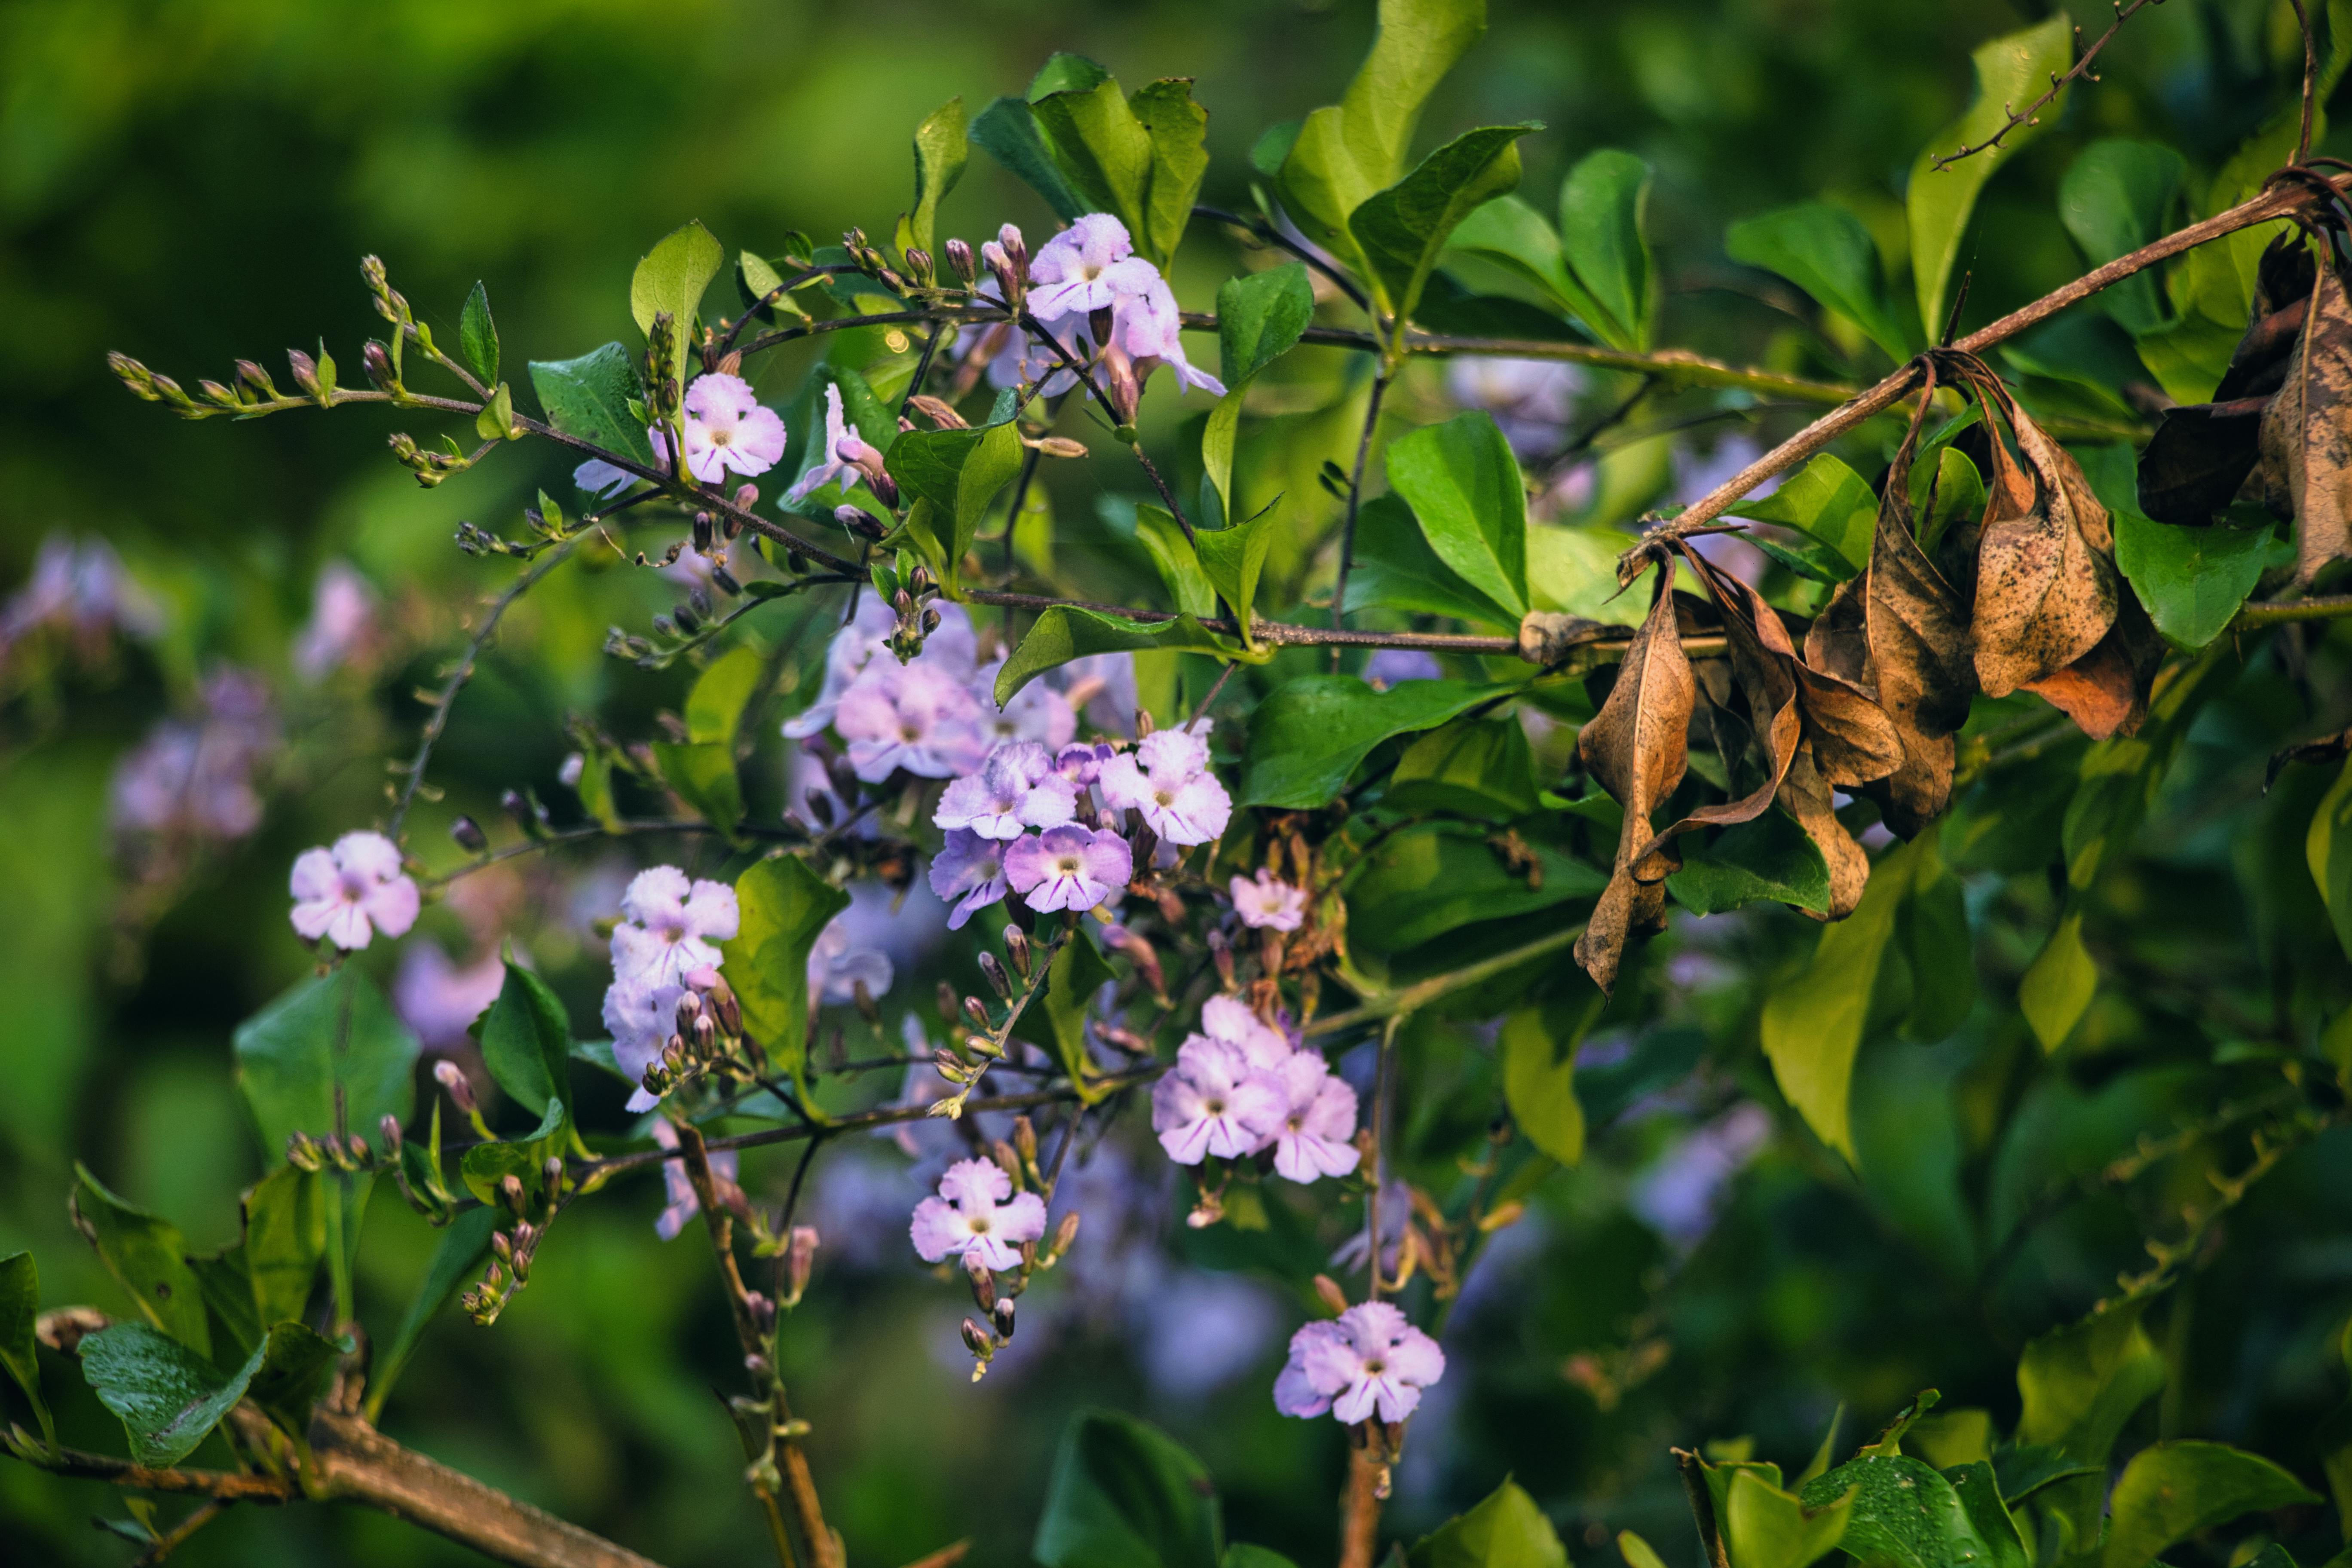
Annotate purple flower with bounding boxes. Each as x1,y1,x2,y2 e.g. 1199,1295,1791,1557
650,1117,740,1240
1116,277,1225,397
934,741,1079,840
1274,1302,1445,1424
0,532,162,658
1361,649,1442,690
1004,823,1132,913
291,562,379,682
1098,726,1231,847
110,668,276,844
289,831,419,950
1198,993,1292,1070
910,1156,1047,1271
649,372,787,483
1051,653,1138,736
611,866,739,986
1053,741,1116,788
786,597,980,741
393,943,508,1054
929,830,1010,929
807,912,893,1004
1446,358,1582,459
1630,1102,1772,1250
1268,1053,1361,1184
784,383,859,502
971,659,1078,752
1026,214,1163,320
954,281,1084,395
603,974,684,1112
1151,1035,1283,1164
573,457,636,497
1231,869,1308,932
834,659,989,781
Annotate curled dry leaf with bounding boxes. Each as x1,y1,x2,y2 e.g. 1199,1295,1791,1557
2259,242,2352,585
1779,743,1871,919
2267,723,2352,790
2139,233,2312,525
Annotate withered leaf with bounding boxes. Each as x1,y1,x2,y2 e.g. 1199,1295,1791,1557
2019,590,2164,741
1778,742,1870,920
2139,234,2311,525
1574,557,1696,993
2266,723,2352,791
1971,373,2120,698
2258,247,2352,586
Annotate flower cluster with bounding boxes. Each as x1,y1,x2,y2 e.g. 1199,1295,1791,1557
1274,1301,1446,1425
114,667,278,849
1150,996,1360,1185
574,369,785,496
287,830,420,951
599,866,740,1110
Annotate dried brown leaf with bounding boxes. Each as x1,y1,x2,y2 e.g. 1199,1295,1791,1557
1971,377,2120,696
2258,249,2352,585
1779,743,1870,921
2018,591,2163,741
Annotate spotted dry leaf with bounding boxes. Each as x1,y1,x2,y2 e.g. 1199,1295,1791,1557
1970,371,2120,699
2259,248,2352,586
2138,235,2311,525
2017,592,2165,740
1778,742,1871,920
1574,557,1696,993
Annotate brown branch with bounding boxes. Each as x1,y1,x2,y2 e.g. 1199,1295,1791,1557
24,1445,294,1503
2235,592,2352,629
1927,0,2162,172
1338,1442,1386,1568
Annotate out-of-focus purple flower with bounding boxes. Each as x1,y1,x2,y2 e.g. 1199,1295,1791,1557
289,831,419,951
1151,1035,1283,1163
1362,649,1441,691
649,1116,740,1240
1274,1301,1445,1424
110,668,277,844
649,373,786,483
808,910,894,1005
934,741,1077,840
910,1156,1047,1270
784,383,860,503
785,597,980,741
291,561,380,682
1004,823,1131,913
611,866,739,985
929,830,1009,929
1130,1271,1282,1400
1198,993,1292,1070
1630,1102,1772,1250
1446,358,1583,458
835,660,989,781
1231,869,1308,932
1331,1176,1411,1280
1026,214,1162,320
1117,277,1225,397
953,281,1084,395
1050,652,1137,735
970,659,1078,752
573,457,636,497
603,974,684,1112
393,942,508,1054
0,532,163,662
1098,726,1231,847
1268,1053,1361,1183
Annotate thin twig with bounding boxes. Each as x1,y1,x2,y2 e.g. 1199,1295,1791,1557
1329,371,1392,663
1928,0,2163,172
1305,925,1586,1038
1194,204,1372,313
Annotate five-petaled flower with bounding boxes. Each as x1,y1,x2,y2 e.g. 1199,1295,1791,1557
783,383,861,503
1004,823,1133,913
834,661,989,781
929,829,1011,929
1150,1035,1284,1163
1025,214,1164,320
1268,1053,1363,1184
1099,726,1231,846
935,741,1079,841
650,373,786,484
611,867,740,985
289,831,420,950
1231,868,1309,932
910,1157,1047,1271
1273,1302,1445,1424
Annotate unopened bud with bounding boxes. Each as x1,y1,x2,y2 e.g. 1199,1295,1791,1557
922,607,940,634
744,1290,778,1336
434,1060,478,1114
834,504,888,541
784,1225,819,1304
542,1155,564,1196
904,246,934,283
1004,927,1033,980
379,1113,403,1155
1032,435,1090,459
977,951,1011,1000
1012,1115,1038,1167
693,512,715,554
499,1173,527,1216
965,1253,997,1311
235,358,277,398
996,223,1027,272
491,1231,514,1263
961,1317,992,1357
450,815,487,853
732,482,758,512
1313,1274,1349,1316
990,1139,1023,1188
362,340,397,392
992,1297,1016,1340
1051,1210,1081,1257
907,394,968,430
286,1131,324,1172
944,237,977,285
744,1351,772,1380
1207,928,1235,988
286,347,322,394
963,995,992,1032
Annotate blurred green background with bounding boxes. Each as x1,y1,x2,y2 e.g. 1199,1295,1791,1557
4,1,2348,1564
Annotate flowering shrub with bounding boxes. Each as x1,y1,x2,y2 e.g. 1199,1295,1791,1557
9,3,2352,1568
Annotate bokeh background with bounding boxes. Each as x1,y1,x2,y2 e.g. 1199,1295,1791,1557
3,1,2346,1564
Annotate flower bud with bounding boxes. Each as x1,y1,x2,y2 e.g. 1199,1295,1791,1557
907,394,968,431
1051,1210,1081,1258
783,1225,819,1305
693,512,715,555
961,1318,994,1359
499,1173,527,1216
434,1060,478,1115
922,607,941,635
1031,436,1090,459
962,995,993,1032
491,1231,514,1263
989,1139,1023,1189
944,237,977,285
977,951,1011,1000
992,1297,1017,1340
996,224,1027,273
362,340,397,392
1004,927,1033,980
450,815,487,853
286,1131,324,1172
380,1114,404,1156
713,567,743,597
981,242,1023,315
965,1253,997,1312
744,1290,778,1337
733,482,759,512
236,358,278,398
1012,1115,1038,1167
1313,1274,1349,1317
904,246,934,284
286,347,321,394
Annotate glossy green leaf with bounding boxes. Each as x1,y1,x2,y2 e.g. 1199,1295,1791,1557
1387,715,1539,819
1408,1477,1568,1568
1193,505,1277,643
1240,677,1513,809
723,855,849,1089
1135,505,1219,619
528,343,654,468
1728,453,1876,574
1384,410,1528,622
1799,1453,1992,1568
1667,810,1833,916
2058,140,2186,336
1990,1445,2101,1505
1131,78,1209,266
998,607,1251,706
1346,823,1604,955
630,220,724,391
2113,511,2270,649
1501,991,1602,1166
970,96,1089,223
1345,494,1516,626
1558,150,1657,351
2017,1299,2164,1464
1618,1534,1669,1568
1350,124,1537,322
72,1164,209,1356
1035,1408,1223,1568
1726,202,1914,363
1908,15,2073,338
651,741,741,832
0,1250,52,1448
909,97,968,256
2312,760,2352,961
1217,263,1314,389
1446,195,1583,323
457,280,498,386
366,1204,499,1423
1943,1464,2030,1568
887,419,1024,592
1031,74,1153,243
80,1322,260,1466
243,1320,341,1435
239,1164,325,1332
476,959,573,1118
1727,1465,1854,1568
2103,1442,2319,1568
1042,930,1121,1101
686,643,769,747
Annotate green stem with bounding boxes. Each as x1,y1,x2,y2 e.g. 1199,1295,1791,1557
1305,925,1586,1039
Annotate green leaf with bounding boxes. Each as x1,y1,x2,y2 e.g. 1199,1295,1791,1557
2058,140,2186,336
1944,1463,2030,1568
1034,1408,1223,1568
723,856,849,1089
366,1204,499,1423
243,1321,342,1436
1344,494,1514,626
1445,195,1584,324
652,741,743,832
1031,75,1154,243
1349,123,1538,323
2018,908,2096,1052
886,420,1024,593
998,607,1253,706
2113,511,2270,649
1501,992,1602,1166
1728,453,1876,574
630,220,725,390
2312,760,2352,962
1908,15,2074,338
1042,931,1121,1102
1617,1533,1670,1568
1726,203,1915,363
1217,263,1315,388
1899,856,1975,1043
1240,677,1514,809
1345,824,1604,956
1194,507,1278,643
1408,1477,1568,1568
1387,716,1539,819
239,1165,325,1331
1557,150,1657,351
457,281,499,386
686,643,769,747
477,959,573,1118
909,98,968,256
1667,810,1833,916
472,382,516,442
1989,1445,2100,1505
1384,410,1528,622
71,1165,209,1356
2103,1442,2320,1568
1799,1454,1994,1568
460,1097,567,1207
0,1251,52,1449
1135,505,1220,619
2016,1298,2165,1465
80,1323,261,1466
970,96,1090,223
1130,79,1210,267
1727,1466,1855,1568
529,344,654,468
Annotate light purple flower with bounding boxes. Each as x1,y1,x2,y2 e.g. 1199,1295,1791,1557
786,598,980,741
1099,726,1231,847
603,973,684,1112
611,866,739,986
929,830,1009,929
1446,358,1582,459
650,1117,739,1240
1053,741,1116,788
1117,278,1226,397
935,741,1079,840
1361,649,1442,691
573,457,637,498
393,943,508,1054
1268,1053,1361,1183
649,372,787,484
0,532,162,656
1026,214,1163,320
291,562,379,681
1050,652,1138,736
1630,1102,1773,1250
111,668,276,843
1004,823,1132,913
1151,1035,1284,1164
835,659,989,781
1231,869,1308,932
971,659,1078,752
1198,993,1292,1070
289,831,419,950
808,912,894,1005
910,1156,1047,1271
954,281,1084,395
1274,1301,1445,1424
784,383,860,503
